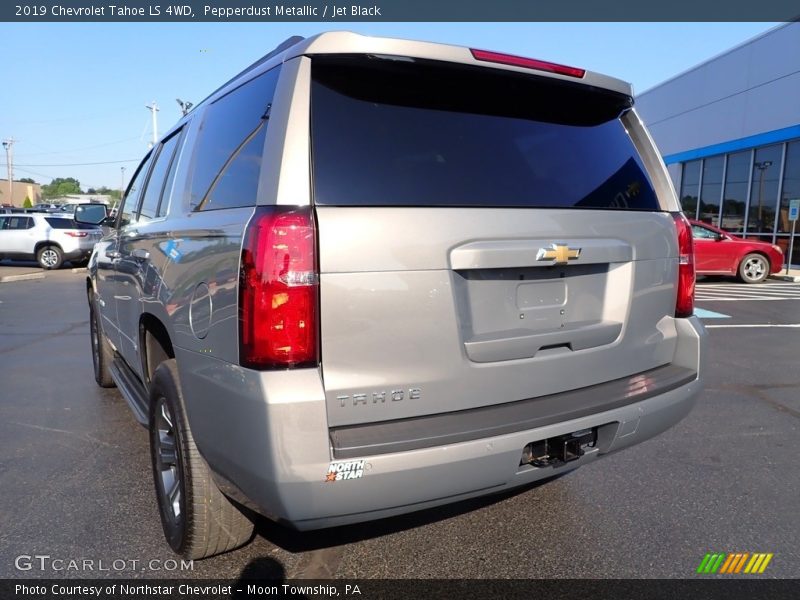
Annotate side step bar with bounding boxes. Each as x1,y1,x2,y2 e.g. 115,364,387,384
109,355,149,426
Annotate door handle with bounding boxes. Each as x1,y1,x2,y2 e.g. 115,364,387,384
131,248,150,260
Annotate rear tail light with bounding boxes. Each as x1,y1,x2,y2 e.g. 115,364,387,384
239,206,318,369
65,231,88,237
470,48,585,79
673,213,695,318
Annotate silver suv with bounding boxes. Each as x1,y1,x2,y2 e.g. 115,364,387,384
80,33,706,559
0,213,102,269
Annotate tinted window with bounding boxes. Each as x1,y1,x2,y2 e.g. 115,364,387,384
45,217,99,230
200,125,267,211
139,130,183,221
311,56,657,210
189,67,280,211
120,152,154,227
2,216,33,230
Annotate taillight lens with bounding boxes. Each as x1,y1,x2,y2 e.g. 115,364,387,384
470,48,586,78
239,206,318,369
65,231,88,237
673,213,695,318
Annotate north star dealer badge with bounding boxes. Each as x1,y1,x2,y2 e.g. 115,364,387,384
325,460,365,482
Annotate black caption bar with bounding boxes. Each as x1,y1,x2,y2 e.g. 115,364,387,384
3,579,800,600
2,0,800,21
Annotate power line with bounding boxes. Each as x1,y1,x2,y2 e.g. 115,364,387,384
15,136,142,158
2,159,141,167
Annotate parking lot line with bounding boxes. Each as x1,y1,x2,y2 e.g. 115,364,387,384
695,308,730,319
698,287,800,295
704,324,800,328
696,282,800,302
696,297,794,301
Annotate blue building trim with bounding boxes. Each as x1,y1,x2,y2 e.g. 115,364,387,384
663,124,800,165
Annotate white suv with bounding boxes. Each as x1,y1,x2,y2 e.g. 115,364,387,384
0,213,102,269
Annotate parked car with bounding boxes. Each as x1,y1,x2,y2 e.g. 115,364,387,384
0,213,103,269
32,203,61,212
79,32,706,560
690,220,783,283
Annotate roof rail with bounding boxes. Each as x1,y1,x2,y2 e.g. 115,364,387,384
196,36,306,109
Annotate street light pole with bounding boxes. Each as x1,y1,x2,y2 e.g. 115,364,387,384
145,101,159,148
120,166,126,207
754,160,773,232
2,139,15,206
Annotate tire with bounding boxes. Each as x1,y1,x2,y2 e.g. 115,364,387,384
738,253,769,284
37,245,63,270
89,294,115,388
149,359,254,559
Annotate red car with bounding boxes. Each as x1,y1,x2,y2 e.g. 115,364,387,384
690,220,784,283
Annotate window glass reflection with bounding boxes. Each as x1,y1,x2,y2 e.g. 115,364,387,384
698,156,723,224
680,160,701,218
747,145,782,234
720,151,750,233
777,141,800,234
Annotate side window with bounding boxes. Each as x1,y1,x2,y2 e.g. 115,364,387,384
119,152,154,228
188,66,280,211
7,216,32,230
692,225,716,240
201,125,267,212
0,217,7,230
138,129,184,222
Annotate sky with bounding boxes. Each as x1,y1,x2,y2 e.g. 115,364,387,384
0,22,782,191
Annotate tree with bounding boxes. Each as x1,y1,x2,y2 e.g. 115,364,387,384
96,186,121,201
23,196,32,208
41,177,82,199
19,177,35,184
86,187,97,194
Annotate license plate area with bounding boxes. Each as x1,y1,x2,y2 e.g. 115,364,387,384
520,428,597,468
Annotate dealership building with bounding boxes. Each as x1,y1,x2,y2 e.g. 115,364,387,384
636,22,800,265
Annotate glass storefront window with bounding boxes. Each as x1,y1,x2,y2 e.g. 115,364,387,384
720,150,750,233
698,156,723,224
777,140,800,235
680,160,701,218
746,144,782,234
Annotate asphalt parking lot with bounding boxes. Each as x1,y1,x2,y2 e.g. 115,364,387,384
0,267,798,580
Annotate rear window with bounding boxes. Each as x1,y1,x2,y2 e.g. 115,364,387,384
311,56,658,210
45,217,99,230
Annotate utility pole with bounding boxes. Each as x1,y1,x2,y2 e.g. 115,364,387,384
2,138,15,206
145,101,159,147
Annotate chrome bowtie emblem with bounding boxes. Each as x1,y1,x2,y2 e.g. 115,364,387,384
536,243,581,265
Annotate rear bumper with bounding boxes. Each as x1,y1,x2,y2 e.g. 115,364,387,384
179,316,706,530
62,247,93,261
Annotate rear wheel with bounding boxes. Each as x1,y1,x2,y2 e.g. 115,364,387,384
149,359,254,559
37,245,63,270
89,295,115,388
738,253,769,284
